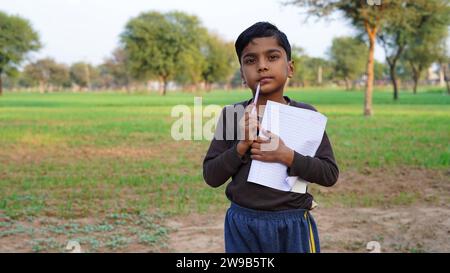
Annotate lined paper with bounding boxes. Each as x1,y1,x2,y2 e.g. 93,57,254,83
247,100,327,193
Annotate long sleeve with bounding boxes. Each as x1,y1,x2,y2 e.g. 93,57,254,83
203,106,249,188
203,139,249,188
287,131,339,187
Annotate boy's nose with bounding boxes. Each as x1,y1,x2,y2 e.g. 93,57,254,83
257,59,269,72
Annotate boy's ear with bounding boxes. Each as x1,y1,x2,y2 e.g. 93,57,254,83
287,60,294,78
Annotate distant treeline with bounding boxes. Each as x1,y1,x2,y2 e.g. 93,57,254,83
1,5,449,98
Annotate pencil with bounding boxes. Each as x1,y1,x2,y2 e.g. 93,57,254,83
251,82,260,115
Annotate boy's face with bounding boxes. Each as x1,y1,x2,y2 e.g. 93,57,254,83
240,37,293,96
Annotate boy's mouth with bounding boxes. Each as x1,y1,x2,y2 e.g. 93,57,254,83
259,77,274,85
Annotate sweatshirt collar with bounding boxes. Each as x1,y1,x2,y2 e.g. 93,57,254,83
246,95,293,107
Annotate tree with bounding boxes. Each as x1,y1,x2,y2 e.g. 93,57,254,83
394,58,413,84
0,11,41,95
200,34,237,91
50,63,70,89
0,68,20,90
378,1,427,99
288,0,400,116
373,60,387,81
290,46,331,87
438,48,450,94
23,58,69,92
329,37,368,90
401,0,450,94
378,0,450,99
121,11,207,95
376,6,414,100
70,62,98,91
99,47,131,91
175,39,206,89
289,46,307,87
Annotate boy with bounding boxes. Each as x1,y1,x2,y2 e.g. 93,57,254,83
203,22,339,253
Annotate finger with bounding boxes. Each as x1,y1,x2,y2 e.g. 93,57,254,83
251,142,260,149
251,155,270,162
249,121,258,130
248,126,258,140
248,112,258,121
262,129,277,139
261,129,271,137
256,136,271,143
244,112,251,122
250,154,263,161
250,148,262,155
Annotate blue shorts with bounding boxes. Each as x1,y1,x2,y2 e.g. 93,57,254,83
224,202,320,253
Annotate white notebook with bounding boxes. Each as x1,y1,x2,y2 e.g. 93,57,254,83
247,100,327,193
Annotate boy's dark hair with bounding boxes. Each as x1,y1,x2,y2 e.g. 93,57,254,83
235,22,291,64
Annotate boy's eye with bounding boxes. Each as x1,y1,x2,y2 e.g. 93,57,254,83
244,58,256,65
269,55,280,61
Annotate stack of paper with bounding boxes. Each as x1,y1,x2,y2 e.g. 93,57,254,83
247,100,327,193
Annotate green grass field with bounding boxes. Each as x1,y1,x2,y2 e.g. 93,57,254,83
0,88,449,217
0,87,449,252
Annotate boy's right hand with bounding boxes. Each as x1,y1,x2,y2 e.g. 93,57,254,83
237,104,259,157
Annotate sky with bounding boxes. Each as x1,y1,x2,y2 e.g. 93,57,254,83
0,0,387,65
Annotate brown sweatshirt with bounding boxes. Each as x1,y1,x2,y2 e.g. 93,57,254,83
203,96,339,211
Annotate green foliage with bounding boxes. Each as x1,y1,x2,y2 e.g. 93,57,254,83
0,11,41,71
377,0,450,96
22,58,70,91
175,40,206,86
121,11,207,94
98,47,131,90
287,0,397,29
70,62,98,89
402,0,450,92
168,12,209,87
200,35,238,88
0,11,41,93
121,11,237,93
373,60,386,81
290,46,331,87
329,37,367,89
288,0,415,114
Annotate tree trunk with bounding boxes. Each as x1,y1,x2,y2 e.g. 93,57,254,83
39,80,45,94
317,66,323,85
364,22,377,116
0,74,3,96
412,70,421,95
160,78,167,96
385,49,404,100
412,76,418,94
379,32,405,100
442,63,450,94
439,64,446,87
410,62,420,94
389,65,399,100
207,81,213,92
344,78,351,91
85,64,91,91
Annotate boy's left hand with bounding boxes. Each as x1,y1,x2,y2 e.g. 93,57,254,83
250,130,294,167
